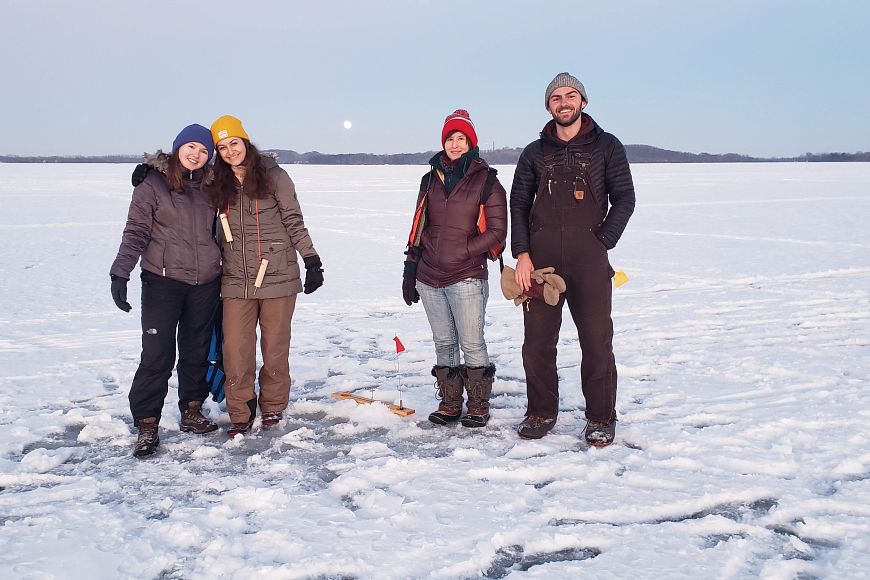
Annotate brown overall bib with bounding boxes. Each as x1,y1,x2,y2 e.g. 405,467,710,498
522,146,617,422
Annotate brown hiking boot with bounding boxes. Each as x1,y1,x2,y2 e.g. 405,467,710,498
517,415,557,439
180,401,218,434
261,411,283,429
133,417,160,458
428,365,464,425
585,417,617,447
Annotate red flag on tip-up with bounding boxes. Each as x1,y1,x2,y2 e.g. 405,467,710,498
393,336,406,353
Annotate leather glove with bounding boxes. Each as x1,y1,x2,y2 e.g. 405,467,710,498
131,163,150,187
110,274,132,312
302,255,324,294
530,267,567,306
500,266,566,306
402,261,419,305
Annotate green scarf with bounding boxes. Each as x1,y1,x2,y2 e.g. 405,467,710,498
429,147,480,196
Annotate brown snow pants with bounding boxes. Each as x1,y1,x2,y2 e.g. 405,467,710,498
521,157,618,422
222,295,297,424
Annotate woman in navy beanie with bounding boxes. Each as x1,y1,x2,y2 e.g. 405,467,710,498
111,124,222,457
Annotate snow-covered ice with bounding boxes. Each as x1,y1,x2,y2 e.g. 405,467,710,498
0,162,868,578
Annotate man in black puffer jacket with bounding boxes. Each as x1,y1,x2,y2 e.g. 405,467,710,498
510,73,636,446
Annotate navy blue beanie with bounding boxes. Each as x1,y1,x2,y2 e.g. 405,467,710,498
172,124,214,162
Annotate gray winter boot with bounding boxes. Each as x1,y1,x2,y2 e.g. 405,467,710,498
462,364,495,428
428,365,464,425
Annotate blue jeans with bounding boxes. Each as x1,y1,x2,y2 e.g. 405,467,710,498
417,278,490,368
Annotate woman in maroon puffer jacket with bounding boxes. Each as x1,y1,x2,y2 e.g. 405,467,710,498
403,109,507,428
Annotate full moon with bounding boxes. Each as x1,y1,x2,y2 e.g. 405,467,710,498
343,120,353,130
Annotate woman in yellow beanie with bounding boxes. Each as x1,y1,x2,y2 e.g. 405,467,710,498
209,115,323,437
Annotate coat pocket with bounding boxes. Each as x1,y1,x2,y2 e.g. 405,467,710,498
142,239,166,272
265,241,291,281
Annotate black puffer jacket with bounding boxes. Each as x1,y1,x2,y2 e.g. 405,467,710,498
510,115,635,256
110,152,221,285
410,156,507,288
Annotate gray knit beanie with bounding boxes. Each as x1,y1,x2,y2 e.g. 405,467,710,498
545,72,588,109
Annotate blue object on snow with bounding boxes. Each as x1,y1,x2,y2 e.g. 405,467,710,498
206,305,225,404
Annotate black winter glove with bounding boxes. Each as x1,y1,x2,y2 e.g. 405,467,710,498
303,255,324,294
131,163,150,187
402,261,419,305
110,274,132,312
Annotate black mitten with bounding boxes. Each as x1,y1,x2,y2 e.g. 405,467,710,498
131,163,150,187
110,274,132,312
402,261,419,305
303,255,324,294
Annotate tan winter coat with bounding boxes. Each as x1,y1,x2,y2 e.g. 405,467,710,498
219,157,317,299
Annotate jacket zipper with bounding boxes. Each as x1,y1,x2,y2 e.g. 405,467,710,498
191,172,199,284
239,185,249,299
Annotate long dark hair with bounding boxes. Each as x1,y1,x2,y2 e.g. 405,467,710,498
211,139,276,211
165,152,188,193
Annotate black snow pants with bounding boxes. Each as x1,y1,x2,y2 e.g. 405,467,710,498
129,270,221,425
522,155,617,422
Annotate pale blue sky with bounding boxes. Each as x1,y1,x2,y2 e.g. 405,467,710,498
2,0,868,157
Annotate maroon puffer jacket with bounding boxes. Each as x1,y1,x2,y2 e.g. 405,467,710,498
412,158,507,288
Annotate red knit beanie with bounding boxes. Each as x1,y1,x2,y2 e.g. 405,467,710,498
441,109,478,149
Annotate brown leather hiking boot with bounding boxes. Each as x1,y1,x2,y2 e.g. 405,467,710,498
133,417,160,458
180,401,218,434
428,365,464,425
261,411,283,429
585,417,617,447
517,415,557,439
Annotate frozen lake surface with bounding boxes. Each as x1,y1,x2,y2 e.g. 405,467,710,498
0,162,868,578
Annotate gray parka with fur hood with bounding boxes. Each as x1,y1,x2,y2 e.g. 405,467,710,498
110,151,221,286
217,157,317,299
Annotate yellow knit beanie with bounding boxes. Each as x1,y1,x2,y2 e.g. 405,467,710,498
210,115,249,144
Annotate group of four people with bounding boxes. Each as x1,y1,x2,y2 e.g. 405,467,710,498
110,72,635,458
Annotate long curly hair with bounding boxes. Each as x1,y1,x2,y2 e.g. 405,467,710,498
211,139,276,211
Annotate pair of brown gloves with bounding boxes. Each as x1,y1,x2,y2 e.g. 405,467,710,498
500,266,566,306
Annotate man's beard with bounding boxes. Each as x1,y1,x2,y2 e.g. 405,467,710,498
553,108,582,127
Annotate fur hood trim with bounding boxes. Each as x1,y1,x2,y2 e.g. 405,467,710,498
142,150,214,185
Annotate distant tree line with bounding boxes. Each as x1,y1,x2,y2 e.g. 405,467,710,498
0,154,144,163
2,147,868,164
